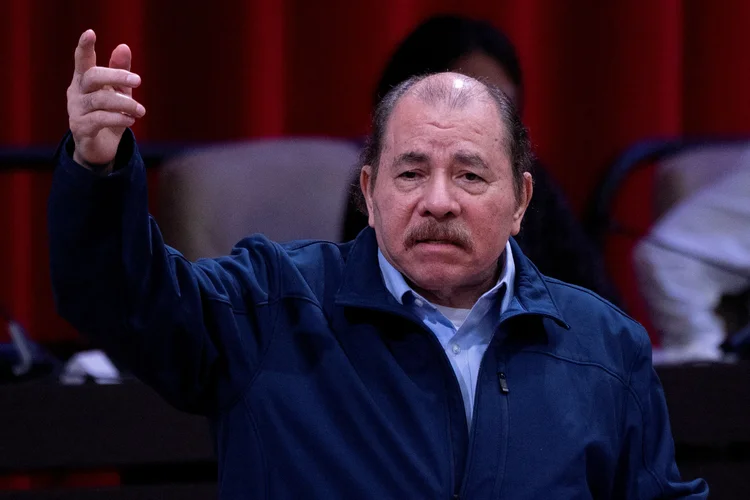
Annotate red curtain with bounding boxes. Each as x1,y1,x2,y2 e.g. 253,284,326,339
2,0,750,343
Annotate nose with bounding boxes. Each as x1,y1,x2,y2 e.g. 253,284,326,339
417,175,461,220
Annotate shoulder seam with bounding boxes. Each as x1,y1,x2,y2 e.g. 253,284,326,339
167,252,261,309
518,349,630,387
542,277,642,326
281,239,339,251
625,374,668,497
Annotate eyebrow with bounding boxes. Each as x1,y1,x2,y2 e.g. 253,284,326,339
391,150,490,170
453,151,489,170
392,151,429,169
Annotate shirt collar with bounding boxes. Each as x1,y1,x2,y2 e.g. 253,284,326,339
378,241,515,313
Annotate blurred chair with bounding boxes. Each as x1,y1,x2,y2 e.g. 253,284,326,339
587,139,750,350
157,138,361,261
652,144,750,217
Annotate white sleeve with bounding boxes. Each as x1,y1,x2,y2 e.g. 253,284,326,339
633,165,750,362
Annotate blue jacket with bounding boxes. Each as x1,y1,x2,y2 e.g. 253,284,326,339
49,132,707,499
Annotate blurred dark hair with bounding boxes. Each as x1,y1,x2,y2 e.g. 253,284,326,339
373,15,524,108
356,74,534,214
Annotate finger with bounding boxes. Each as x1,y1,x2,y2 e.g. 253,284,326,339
74,29,97,78
79,89,146,118
70,110,136,137
80,66,141,94
109,44,132,71
109,44,134,97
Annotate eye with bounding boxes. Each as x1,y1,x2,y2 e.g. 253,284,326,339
462,172,484,182
398,171,419,179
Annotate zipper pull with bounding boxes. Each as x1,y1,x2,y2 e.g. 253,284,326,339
498,372,509,394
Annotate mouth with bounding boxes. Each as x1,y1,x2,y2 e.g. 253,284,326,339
405,222,471,251
415,239,463,248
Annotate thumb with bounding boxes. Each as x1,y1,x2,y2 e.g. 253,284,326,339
109,44,134,96
74,29,97,78
109,44,132,72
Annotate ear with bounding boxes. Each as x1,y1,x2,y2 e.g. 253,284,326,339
510,172,533,236
360,165,376,228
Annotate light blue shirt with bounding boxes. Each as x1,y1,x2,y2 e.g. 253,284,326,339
378,242,515,427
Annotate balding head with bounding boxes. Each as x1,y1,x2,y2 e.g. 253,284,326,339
407,72,494,112
356,72,533,214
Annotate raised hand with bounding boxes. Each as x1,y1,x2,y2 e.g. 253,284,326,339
66,29,146,168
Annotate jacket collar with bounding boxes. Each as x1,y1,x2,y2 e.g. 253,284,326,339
335,227,569,329
503,237,570,328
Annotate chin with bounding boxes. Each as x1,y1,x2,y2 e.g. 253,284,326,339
402,262,468,290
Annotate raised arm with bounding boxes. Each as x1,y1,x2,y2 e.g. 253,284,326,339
50,30,276,414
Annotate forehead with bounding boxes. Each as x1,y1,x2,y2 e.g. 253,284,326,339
383,91,507,162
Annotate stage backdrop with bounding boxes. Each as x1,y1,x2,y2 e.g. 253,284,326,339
2,0,750,343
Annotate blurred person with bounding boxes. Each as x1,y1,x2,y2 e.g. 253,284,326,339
49,30,706,499
634,162,750,365
343,15,619,303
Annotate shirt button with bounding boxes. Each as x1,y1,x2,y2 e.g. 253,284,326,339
414,298,424,307
451,343,461,355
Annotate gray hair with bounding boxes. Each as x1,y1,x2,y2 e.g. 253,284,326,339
353,73,534,214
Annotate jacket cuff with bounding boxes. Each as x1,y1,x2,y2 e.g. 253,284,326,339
53,128,141,188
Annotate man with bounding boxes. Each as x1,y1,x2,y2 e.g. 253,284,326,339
49,30,707,498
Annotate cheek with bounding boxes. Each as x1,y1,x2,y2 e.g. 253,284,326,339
373,193,415,229
468,198,517,241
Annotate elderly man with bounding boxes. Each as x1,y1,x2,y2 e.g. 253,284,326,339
49,30,707,499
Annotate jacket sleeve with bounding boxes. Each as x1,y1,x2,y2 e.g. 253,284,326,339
48,130,277,415
615,331,709,499
633,240,731,361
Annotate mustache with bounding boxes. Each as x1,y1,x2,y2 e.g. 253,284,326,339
404,219,472,249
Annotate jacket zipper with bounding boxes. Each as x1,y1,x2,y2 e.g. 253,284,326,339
457,325,513,499
351,303,518,498
419,323,470,499
341,302,554,499
498,371,509,393
457,348,502,498
376,307,469,499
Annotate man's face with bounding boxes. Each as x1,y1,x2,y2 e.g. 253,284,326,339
361,82,532,306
